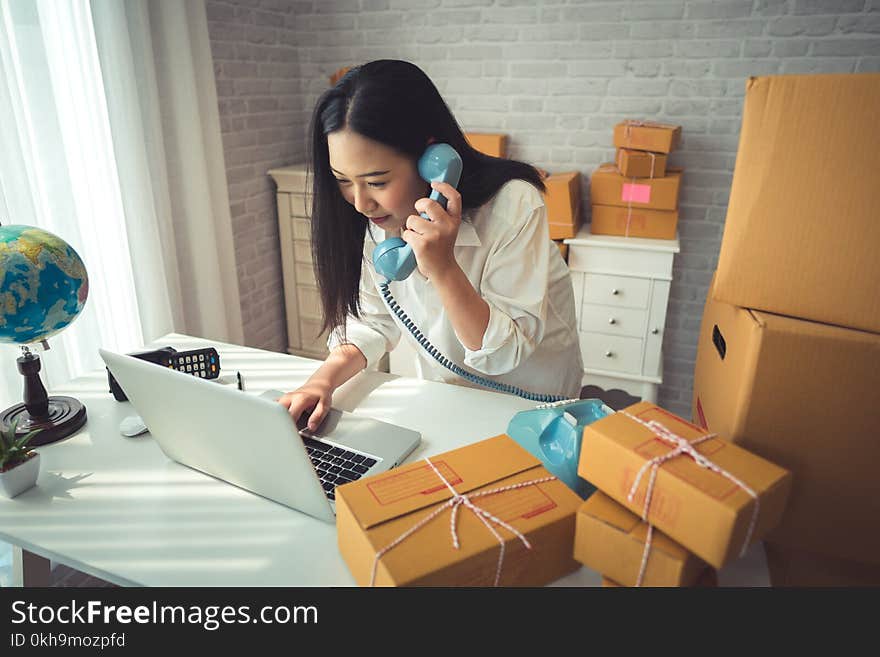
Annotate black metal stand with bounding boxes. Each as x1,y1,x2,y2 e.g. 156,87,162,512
0,347,86,447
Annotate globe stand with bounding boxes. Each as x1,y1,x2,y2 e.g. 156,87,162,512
0,346,87,447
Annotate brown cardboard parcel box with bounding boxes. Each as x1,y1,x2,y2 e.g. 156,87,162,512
465,132,508,158
575,491,708,587
543,171,583,240
590,204,678,240
692,282,880,565
336,434,583,586
590,164,681,211
613,120,681,154
713,73,880,334
616,147,668,179
578,401,792,570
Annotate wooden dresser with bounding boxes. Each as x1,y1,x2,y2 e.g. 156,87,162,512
268,163,328,359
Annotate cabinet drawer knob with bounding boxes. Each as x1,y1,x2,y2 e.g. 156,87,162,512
651,328,660,335
611,288,620,296
608,317,617,325
604,351,614,358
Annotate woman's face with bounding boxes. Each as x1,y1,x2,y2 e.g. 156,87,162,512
327,128,428,235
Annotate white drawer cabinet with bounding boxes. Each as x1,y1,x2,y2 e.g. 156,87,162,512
564,227,679,402
268,163,329,360
582,273,651,309
579,332,644,374
580,304,648,338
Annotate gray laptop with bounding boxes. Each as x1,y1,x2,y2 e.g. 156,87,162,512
99,348,421,523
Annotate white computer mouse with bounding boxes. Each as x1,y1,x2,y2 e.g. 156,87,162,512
119,415,149,437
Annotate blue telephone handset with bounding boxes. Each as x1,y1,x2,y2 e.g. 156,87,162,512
372,143,463,281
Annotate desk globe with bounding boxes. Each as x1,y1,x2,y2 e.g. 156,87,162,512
0,225,89,446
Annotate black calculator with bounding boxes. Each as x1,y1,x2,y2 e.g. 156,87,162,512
108,346,222,401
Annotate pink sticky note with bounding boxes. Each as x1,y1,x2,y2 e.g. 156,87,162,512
621,183,651,204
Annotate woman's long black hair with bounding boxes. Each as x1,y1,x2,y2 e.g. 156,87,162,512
308,59,546,336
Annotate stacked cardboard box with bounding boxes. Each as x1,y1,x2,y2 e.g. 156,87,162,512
337,402,792,587
543,171,583,244
575,491,712,587
464,132,508,158
589,120,682,240
572,401,792,586
692,73,880,586
335,434,583,586
529,167,580,260
463,135,579,258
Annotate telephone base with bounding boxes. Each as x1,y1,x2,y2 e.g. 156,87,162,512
506,398,612,498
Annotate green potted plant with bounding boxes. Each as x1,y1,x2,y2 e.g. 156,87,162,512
0,419,42,498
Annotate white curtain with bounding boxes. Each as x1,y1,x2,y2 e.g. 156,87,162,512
91,0,243,348
0,0,243,586
0,0,243,412
0,0,143,408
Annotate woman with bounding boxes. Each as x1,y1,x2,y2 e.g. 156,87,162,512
279,60,583,431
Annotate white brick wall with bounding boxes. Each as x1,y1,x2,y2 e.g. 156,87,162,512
206,0,880,418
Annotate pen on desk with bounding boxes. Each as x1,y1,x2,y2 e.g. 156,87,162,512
212,371,243,389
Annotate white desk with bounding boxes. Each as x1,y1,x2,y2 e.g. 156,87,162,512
0,334,769,587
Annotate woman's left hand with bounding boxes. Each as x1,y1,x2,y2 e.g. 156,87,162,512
403,181,462,280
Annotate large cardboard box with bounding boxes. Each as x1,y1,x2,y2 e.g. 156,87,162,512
578,402,792,570
575,492,708,587
613,120,681,154
590,204,678,240
590,165,681,211
465,132,508,158
713,73,880,333
335,434,582,586
692,283,880,565
616,148,668,178
764,543,880,587
543,171,583,240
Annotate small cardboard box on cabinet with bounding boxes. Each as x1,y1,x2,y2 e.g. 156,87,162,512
589,204,678,240
543,171,583,240
616,148,668,178
613,120,681,154
590,165,681,212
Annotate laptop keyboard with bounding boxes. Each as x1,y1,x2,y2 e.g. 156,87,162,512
302,436,377,501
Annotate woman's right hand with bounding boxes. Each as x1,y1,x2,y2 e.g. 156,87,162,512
277,380,333,432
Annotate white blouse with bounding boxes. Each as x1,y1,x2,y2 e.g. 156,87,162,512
327,179,584,399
